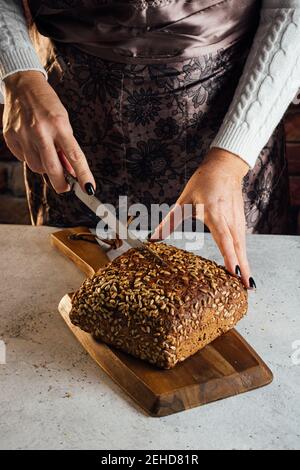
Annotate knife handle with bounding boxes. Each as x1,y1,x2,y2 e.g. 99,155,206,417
51,226,110,277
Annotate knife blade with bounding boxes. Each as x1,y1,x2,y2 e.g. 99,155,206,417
65,173,167,266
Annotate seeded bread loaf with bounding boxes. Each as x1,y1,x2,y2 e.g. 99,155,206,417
70,243,248,369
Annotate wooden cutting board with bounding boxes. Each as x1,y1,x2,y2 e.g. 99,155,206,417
52,227,273,417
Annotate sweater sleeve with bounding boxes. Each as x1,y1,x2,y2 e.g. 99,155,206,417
211,0,300,168
0,0,46,104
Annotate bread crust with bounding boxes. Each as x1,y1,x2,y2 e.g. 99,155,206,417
70,243,248,369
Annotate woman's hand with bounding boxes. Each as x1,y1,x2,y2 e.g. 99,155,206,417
2,71,95,194
151,148,255,289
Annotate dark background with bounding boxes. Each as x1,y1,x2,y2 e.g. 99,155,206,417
0,104,300,233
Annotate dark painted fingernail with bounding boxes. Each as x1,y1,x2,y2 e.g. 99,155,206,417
235,265,241,276
85,182,95,196
249,277,257,289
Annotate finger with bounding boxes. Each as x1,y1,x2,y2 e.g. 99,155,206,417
57,150,76,177
206,213,239,275
5,139,24,162
225,195,252,288
38,139,70,193
229,223,252,288
22,144,45,174
57,132,95,193
150,203,183,241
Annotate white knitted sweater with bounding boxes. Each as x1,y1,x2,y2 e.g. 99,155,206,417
0,0,300,168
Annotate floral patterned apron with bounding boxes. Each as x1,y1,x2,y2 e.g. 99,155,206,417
25,0,290,233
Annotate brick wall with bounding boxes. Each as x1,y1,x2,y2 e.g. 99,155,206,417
0,106,30,224
1,104,300,231
285,103,300,235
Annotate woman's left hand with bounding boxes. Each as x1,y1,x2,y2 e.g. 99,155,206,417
151,148,254,289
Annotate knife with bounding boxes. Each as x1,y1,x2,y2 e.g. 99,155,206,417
65,173,167,266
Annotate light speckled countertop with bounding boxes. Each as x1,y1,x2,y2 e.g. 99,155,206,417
0,225,299,450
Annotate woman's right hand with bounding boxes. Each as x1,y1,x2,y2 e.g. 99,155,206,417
2,70,95,194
